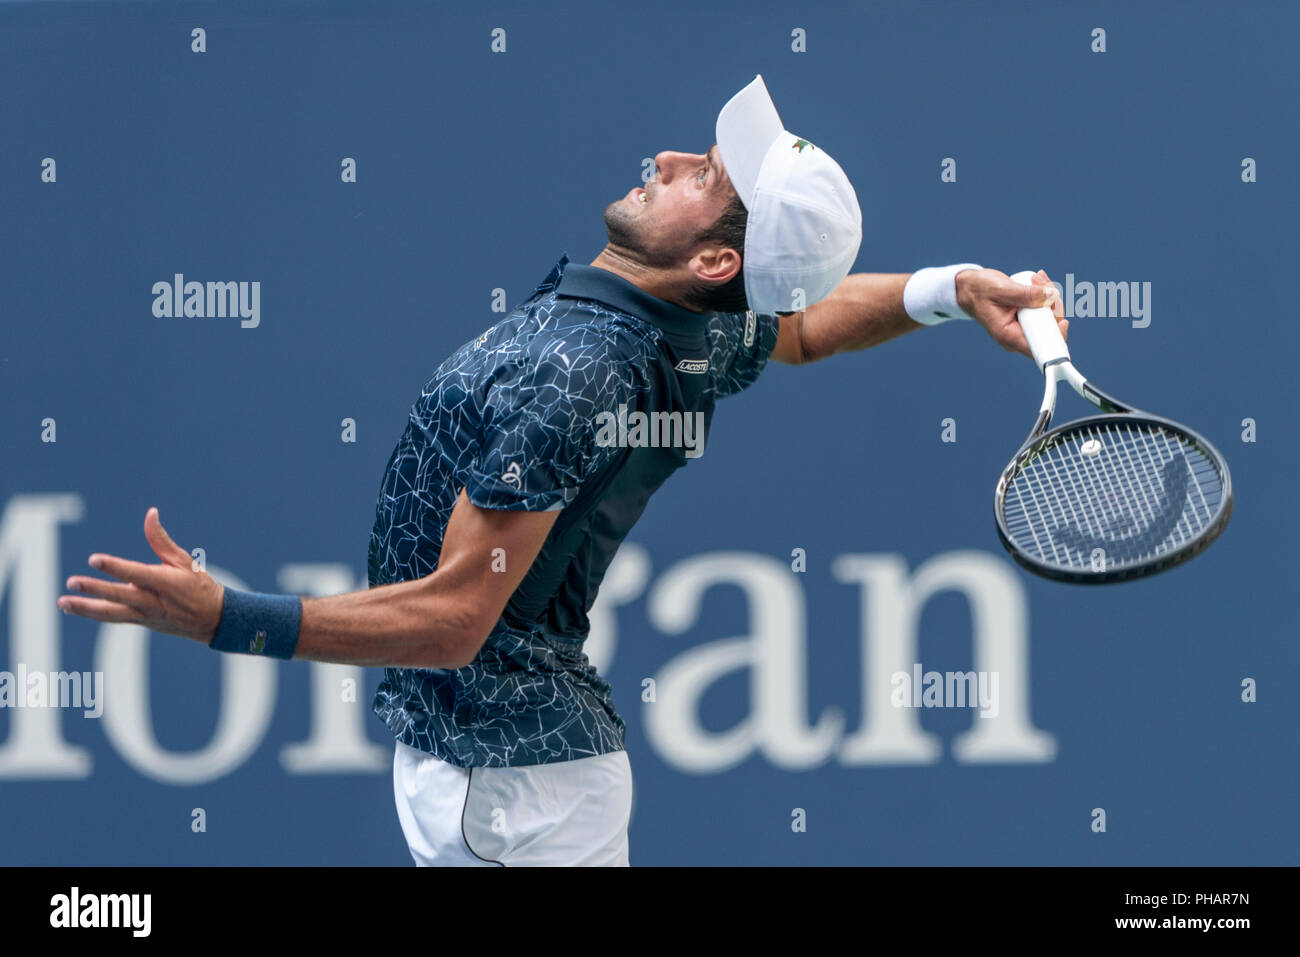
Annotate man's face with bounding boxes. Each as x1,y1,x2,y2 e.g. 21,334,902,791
602,144,738,269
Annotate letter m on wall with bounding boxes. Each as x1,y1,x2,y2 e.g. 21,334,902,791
0,494,92,777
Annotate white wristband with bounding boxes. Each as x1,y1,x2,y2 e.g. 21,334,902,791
903,263,983,325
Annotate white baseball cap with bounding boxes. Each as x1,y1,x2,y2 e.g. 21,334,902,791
716,74,862,315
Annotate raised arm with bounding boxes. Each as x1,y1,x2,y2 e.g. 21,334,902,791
58,493,558,669
770,267,1067,364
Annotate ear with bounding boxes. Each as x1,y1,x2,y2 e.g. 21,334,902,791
690,244,741,285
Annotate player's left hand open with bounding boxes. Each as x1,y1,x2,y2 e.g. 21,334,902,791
956,267,1068,358
57,507,225,643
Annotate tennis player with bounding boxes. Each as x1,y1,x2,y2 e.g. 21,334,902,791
57,75,1066,866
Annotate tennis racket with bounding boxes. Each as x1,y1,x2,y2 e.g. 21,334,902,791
994,270,1233,583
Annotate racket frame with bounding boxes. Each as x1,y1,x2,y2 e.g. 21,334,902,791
994,402,1234,584
994,271,1233,583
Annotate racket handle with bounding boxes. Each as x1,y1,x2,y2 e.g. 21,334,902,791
1009,270,1070,370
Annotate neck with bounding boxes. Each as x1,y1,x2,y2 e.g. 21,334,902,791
588,245,704,313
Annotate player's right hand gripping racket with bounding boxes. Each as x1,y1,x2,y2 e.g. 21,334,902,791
994,270,1233,583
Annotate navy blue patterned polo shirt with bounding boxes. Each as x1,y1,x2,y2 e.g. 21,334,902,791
368,253,779,767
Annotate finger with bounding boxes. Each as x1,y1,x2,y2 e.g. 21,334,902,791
1059,318,1069,342
999,323,1031,357
145,507,191,568
57,594,143,624
66,575,153,610
87,553,163,589
1010,281,1055,308
1035,277,1062,312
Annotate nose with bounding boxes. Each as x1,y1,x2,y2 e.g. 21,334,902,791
652,150,703,184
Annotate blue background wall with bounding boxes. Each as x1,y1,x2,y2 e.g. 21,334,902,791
1,0,1296,865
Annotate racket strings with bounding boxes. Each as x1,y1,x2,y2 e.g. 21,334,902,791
1002,420,1225,572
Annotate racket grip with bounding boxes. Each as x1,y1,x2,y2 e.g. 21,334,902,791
1009,270,1069,369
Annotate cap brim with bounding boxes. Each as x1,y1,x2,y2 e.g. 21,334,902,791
716,74,785,209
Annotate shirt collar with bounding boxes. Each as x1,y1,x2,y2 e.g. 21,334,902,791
551,253,709,345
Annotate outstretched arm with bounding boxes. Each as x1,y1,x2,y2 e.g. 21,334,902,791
770,267,1067,364
57,491,558,669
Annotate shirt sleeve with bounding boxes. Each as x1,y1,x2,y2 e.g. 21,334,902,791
705,309,780,399
465,343,633,511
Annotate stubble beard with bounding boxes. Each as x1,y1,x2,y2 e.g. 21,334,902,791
601,198,685,270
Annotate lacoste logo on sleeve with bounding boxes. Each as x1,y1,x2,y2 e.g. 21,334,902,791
743,311,756,348
674,358,709,374
501,462,523,487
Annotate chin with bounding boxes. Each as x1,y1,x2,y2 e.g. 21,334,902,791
602,202,641,251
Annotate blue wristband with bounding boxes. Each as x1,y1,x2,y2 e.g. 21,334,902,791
209,589,302,659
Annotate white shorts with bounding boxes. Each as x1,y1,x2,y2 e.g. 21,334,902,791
391,740,633,866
